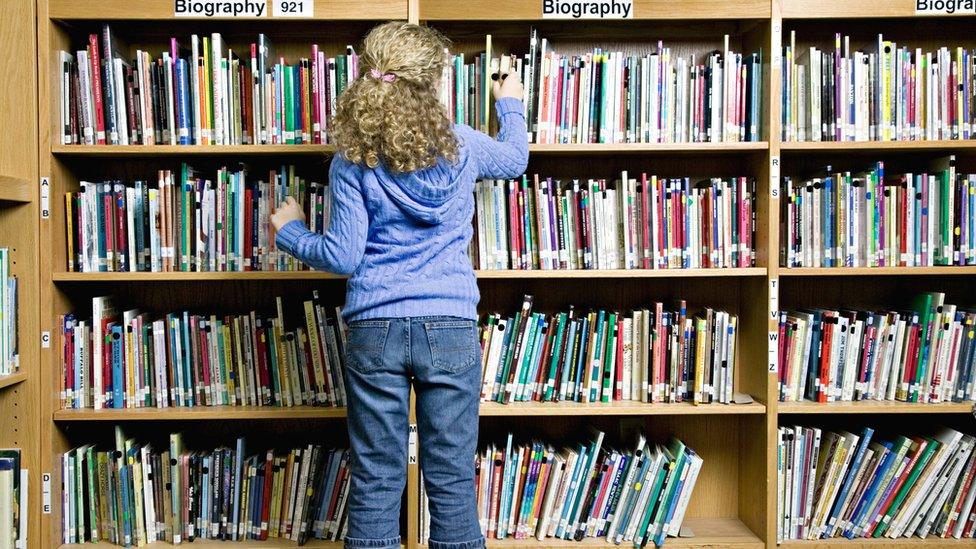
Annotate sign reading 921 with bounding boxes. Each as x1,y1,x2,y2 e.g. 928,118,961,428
543,0,634,19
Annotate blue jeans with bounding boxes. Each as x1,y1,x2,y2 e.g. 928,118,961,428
343,316,485,549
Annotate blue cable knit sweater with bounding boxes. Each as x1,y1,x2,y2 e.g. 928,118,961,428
275,97,529,321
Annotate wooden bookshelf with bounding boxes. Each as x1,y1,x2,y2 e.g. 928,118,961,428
21,0,976,548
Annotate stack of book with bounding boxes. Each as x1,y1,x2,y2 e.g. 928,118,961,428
59,291,347,410
64,163,330,272
442,31,763,144
420,431,702,546
781,32,976,142
778,292,976,404
780,157,976,268
61,427,350,545
0,449,25,549
0,249,16,377
778,425,976,541
59,25,359,146
474,173,756,271
480,295,738,405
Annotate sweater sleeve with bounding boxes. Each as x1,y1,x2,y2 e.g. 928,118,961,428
274,156,368,275
458,97,529,179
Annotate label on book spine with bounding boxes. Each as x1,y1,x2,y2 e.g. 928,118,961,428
272,0,313,17
542,0,633,19
174,0,268,17
915,0,976,14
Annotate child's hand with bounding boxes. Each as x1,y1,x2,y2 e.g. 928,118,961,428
492,70,524,102
271,196,306,231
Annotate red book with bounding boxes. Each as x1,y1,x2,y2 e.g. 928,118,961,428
817,313,836,403
103,188,116,271
507,180,519,269
115,186,128,272
198,320,212,406
259,450,274,540
243,186,253,271
777,316,790,393
252,316,271,405
640,174,651,268
903,322,921,399
656,178,666,267
867,437,928,537
857,322,877,400
88,35,107,144
614,317,624,401
488,452,504,538
702,185,712,268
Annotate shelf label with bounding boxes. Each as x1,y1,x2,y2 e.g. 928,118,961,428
770,156,780,199
769,277,779,319
174,0,268,17
272,0,313,17
542,0,633,19
40,177,50,219
42,472,51,514
408,423,418,464
768,330,778,373
41,331,51,349
915,0,976,15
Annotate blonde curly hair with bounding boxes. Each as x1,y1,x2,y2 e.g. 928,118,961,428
333,22,458,174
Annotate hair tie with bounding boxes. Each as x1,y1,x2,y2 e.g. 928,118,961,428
369,68,396,83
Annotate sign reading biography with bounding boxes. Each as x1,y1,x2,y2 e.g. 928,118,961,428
542,0,634,19
915,0,976,14
174,0,268,17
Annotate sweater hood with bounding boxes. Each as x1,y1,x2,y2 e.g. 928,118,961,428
377,150,470,225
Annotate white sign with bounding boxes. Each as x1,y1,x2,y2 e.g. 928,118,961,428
40,177,50,219
768,330,779,373
915,0,976,15
770,156,780,199
174,0,268,17
542,0,633,19
408,423,418,464
42,472,52,514
273,0,314,17
769,277,779,320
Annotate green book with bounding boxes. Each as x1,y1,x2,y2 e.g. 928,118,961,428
86,445,99,542
284,65,295,144
543,313,568,401
74,446,86,541
588,311,606,402
496,312,522,403
647,438,688,544
515,314,541,400
634,448,671,543
872,437,939,537
933,155,955,265
601,313,617,403
910,292,939,402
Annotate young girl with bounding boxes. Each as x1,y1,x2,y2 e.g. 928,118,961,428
270,22,527,549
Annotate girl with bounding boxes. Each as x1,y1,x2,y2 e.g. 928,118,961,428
270,22,527,549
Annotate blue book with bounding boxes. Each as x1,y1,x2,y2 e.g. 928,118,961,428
559,316,578,399
573,316,590,401
844,441,895,538
499,434,515,538
824,427,874,537
110,323,124,408
589,311,606,402
133,181,145,271
555,442,587,539
823,176,833,266
181,311,193,406
231,438,245,541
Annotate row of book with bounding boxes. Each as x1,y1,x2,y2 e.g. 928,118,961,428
780,157,976,268
62,428,350,546
59,26,359,146
0,249,16,377
778,292,976,404
778,425,976,541
473,173,756,271
59,291,348,410
782,33,976,142
480,295,738,405
441,32,763,144
64,164,330,273
420,432,701,546
0,449,26,549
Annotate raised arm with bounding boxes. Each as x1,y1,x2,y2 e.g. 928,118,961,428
458,97,530,180
274,156,368,275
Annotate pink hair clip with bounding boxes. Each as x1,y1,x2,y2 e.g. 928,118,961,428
369,68,396,83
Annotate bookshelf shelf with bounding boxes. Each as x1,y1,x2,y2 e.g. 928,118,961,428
418,0,771,20
49,0,407,21
51,268,768,282
459,518,762,549
780,0,952,19
0,175,32,203
53,406,349,421
479,400,766,416
51,144,336,157
778,537,976,547
779,140,976,153
0,371,27,391
58,540,346,549
527,142,769,155
777,401,975,415
778,267,976,277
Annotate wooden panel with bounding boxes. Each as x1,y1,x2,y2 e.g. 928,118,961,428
0,176,32,203
468,518,760,547
50,0,407,20
781,0,964,19
420,0,770,20
0,372,28,390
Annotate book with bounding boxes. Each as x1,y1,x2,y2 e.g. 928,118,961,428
60,27,358,146
59,292,347,410
777,293,976,404
0,448,25,548
0,249,17,377
779,424,976,541
420,431,701,545
61,431,351,544
474,172,756,271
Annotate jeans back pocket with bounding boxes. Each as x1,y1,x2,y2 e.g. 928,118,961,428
424,319,480,374
345,320,391,374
